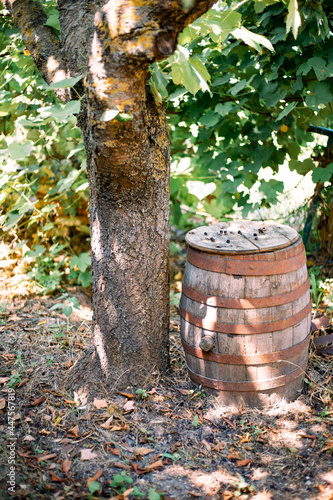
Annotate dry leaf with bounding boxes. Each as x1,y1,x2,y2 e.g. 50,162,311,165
37,453,57,463
0,377,9,384
68,425,79,438
80,448,97,460
29,396,45,407
240,432,250,443
237,459,252,467
23,435,35,441
201,439,211,452
106,403,124,420
118,391,135,399
87,469,103,487
100,416,114,429
0,398,5,410
7,314,22,322
109,425,122,432
62,459,72,473
134,447,155,457
123,400,135,412
123,488,134,498
93,398,108,409
148,459,164,471
49,471,65,482
228,453,240,460
39,429,51,435
17,378,29,388
213,443,223,452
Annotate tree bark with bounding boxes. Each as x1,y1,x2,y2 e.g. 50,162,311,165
5,0,215,392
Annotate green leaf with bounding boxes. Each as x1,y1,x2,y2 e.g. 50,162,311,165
290,158,315,175
45,13,60,31
286,0,301,39
88,481,100,494
312,163,333,183
62,305,73,317
25,245,47,258
232,27,275,53
70,253,91,272
306,82,333,108
38,100,81,122
199,110,221,127
1,140,34,160
277,101,297,121
148,488,162,500
308,57,327,80
215,102,234,116
47,75,83,90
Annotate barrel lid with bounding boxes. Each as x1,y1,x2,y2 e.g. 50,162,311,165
185,220,299,255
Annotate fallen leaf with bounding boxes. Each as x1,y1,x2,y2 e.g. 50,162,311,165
0,377,9,384
201,439,211,452
114,462,130,470
106,403,124,420
123,488,134,498
62,459,72,473
123,400,135,412
37,453,57,463
39,429,51,435
241,432,250,443
87,469,103,487
93,398,108,409
213,443,223,452
29,396,45,407
109,448,121,456
237,459,252,467
0,398,5,409
68,425,79,438
64,399,76,405
100,416,114,429
23,435,35,441
134,447,155,457
228,453,240,460
65,359,73,369
317,485,326,493
7,314,22,322
17,378,29,388
49,471,65,482
118,391,135,399
109,425,122,432
147,459,164,471
80,449,97,461
177,388,193,395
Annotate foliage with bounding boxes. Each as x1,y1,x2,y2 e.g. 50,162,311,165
161,0,333,227
0,6,90,292
1,0,333,290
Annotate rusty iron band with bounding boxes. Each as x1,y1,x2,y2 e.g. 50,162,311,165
179,301,311,335
187,245,306,276
181,334,310,365
187,361,307,392
182,279,310,310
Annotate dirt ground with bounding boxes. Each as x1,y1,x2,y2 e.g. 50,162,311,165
0,260,332,500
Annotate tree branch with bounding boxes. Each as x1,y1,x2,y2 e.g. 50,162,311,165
4,0,70,101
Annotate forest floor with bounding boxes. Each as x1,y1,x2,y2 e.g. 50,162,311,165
0,247,332,500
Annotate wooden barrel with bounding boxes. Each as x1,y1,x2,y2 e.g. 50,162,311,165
180,220,311,407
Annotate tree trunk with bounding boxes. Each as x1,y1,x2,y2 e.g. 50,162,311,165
6,0,215,393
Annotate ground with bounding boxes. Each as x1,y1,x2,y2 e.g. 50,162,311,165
0,246,332,500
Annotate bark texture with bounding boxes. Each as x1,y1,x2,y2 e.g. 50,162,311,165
6,0,215,392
